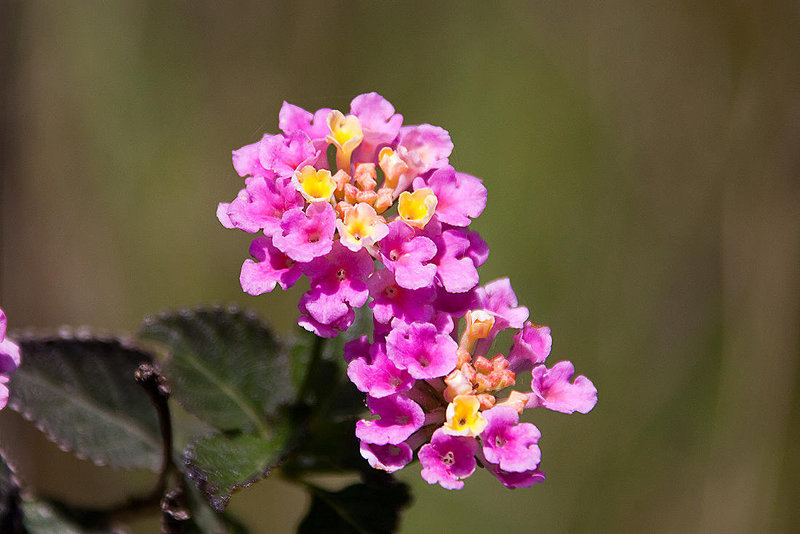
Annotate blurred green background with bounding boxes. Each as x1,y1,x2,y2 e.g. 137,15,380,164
1,1,798,532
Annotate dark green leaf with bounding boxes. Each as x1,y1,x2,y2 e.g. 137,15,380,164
298,481,411,534
138,306,294,434
185,426,296,512
8,332,161,470
0,451,23,534
280,381,368,479
22,499,116,534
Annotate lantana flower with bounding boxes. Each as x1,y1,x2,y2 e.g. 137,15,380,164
218,93,596,490
0,308,21,411
349,277,597,490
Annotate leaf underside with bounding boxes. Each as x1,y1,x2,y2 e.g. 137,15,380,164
8,333,161,471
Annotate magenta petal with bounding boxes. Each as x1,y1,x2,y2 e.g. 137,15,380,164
419,166,487,227
466,230,489,267
418,429,478,490
434,229,480,294
273,203,336,263
300,242,373,325
397,124,453,175
350,92,403,145
0,308,20,411
223,176,304,235
368,269,435,325
0,340,20,377
360,441,413,473
232,137,274,178
386,322,458,379
379,220,437,290
356,394,425,445
258,131,319,178
476,278,529,331
216,202,235,229
278,101,332,152
530,361,597,414
344,336,371,364
347,342,415,398
508,322,552,372
480,406,541,473
298,301,354,338
486,462,546,489
239,237,302,295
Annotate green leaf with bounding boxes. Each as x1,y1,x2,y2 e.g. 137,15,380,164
22,499,115,534
138,306,294,435
8,332,161,470
185,427,295,512
0,451,23,534
298,482,412,534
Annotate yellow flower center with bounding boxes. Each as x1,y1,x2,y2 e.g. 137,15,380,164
336,202,388,252
293,165,336,202
443,394,487,437
326,110,363,171
397,188,437,229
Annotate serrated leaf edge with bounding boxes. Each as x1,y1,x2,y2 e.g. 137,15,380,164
183,432,296,513
8,330,162,471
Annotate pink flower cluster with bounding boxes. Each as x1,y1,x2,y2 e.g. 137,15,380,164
0,308,21,410
218,92,487,338
218,93,597,489
349,280,596,489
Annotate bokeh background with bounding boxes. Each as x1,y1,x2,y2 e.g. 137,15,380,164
1,1,799,532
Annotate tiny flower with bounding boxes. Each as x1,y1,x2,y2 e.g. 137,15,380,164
443,394,488,437
326,110,363,171
414,166,487,227
259,131,320,177
360,441,413,473
476,278,529,332
297,303,354,339
239,237,302,295
386,321,458,380
378,220,437,290
483,459,546,489
368,269,435,325
231,137,273,178
336,202,389,253
378,147,409,192
350,92,403,161
418,428,478,490
508,322,552,372
465,229,490,267
0,308,21,411
458,309,495,354
480,405,541,472
529,361,597,414
218,176,303,235
300,241,373,326
278,101,332,147
356,394,425,445
272,202,336,263
433,229,481,294
397,124,453,178
444,368,473,402
346,341,415,398
292,165,337,203
397,188,438,229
